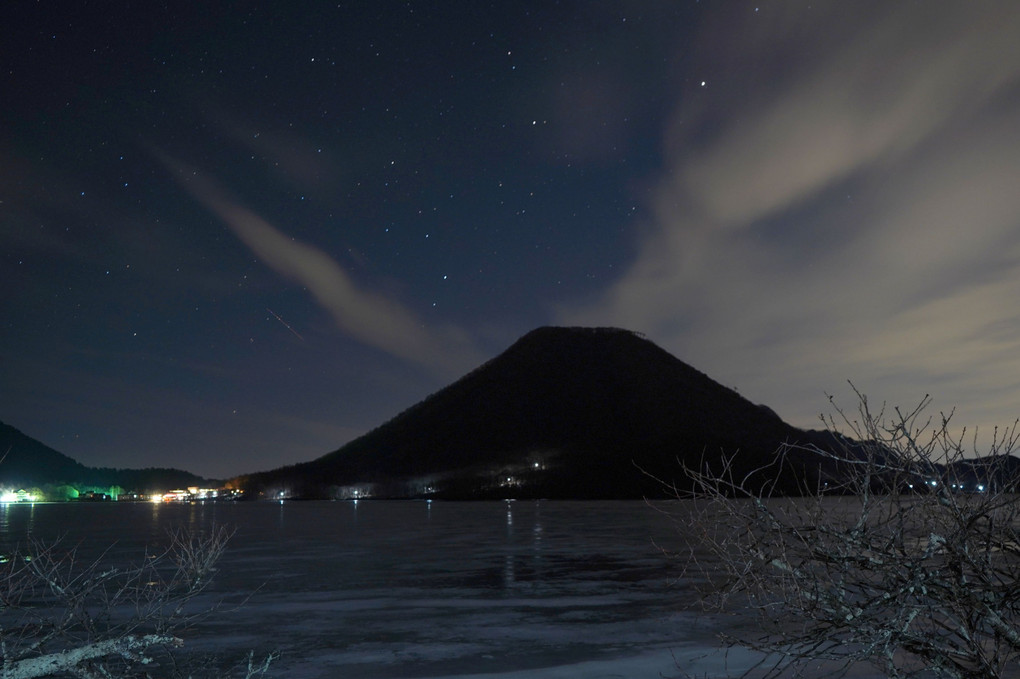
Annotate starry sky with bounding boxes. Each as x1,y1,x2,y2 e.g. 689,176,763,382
4,2,1020,479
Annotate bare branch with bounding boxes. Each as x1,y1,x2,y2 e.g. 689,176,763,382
0,525,268,679
666,391,1020,678
1,634,181,679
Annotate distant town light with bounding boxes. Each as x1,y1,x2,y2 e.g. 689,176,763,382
0,489,36,503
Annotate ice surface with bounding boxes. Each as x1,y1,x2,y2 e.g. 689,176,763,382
0,500,887,678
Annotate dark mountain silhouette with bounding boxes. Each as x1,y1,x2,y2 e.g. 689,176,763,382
238,326,836,499
0,421,91,485
0,421,211,493
941,455,1020,493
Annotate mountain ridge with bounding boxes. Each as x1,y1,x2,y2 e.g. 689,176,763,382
0,420,213,494
8,327,1020,498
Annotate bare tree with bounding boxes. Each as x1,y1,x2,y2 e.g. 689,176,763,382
668,388,1020,678
0,525,275,679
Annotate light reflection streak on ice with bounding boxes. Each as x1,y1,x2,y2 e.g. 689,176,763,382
192,500,697,677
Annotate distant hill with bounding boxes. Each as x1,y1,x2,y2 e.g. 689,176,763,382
942,455,1020,493
238,326,838,499
0,421,91,485
0,421,211,494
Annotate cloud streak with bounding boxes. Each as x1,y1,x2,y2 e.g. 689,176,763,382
160,155,483,379
561,2,1020,433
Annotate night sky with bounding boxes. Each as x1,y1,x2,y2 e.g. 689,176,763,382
4,2,1020,479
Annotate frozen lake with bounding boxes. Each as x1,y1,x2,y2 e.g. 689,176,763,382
0,499,817,678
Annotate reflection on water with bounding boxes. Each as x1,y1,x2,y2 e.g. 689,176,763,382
0,502,36,547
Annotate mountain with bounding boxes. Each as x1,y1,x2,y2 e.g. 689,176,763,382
0,421,92,485
238,326,834,499
0,421,211,493
941,455,1020,493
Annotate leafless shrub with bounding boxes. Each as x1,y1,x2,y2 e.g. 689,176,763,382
669,386,1020,678
0,524,274,679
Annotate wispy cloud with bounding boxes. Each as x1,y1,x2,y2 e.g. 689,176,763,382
204,104,340,191
560,2,1020,432
159,155,483,379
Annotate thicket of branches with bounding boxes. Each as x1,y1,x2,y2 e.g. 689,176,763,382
0,525,274,679
670,389,1020,678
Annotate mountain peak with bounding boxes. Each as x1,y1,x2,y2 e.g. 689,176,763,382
515,325,639,342
242,326,816,499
